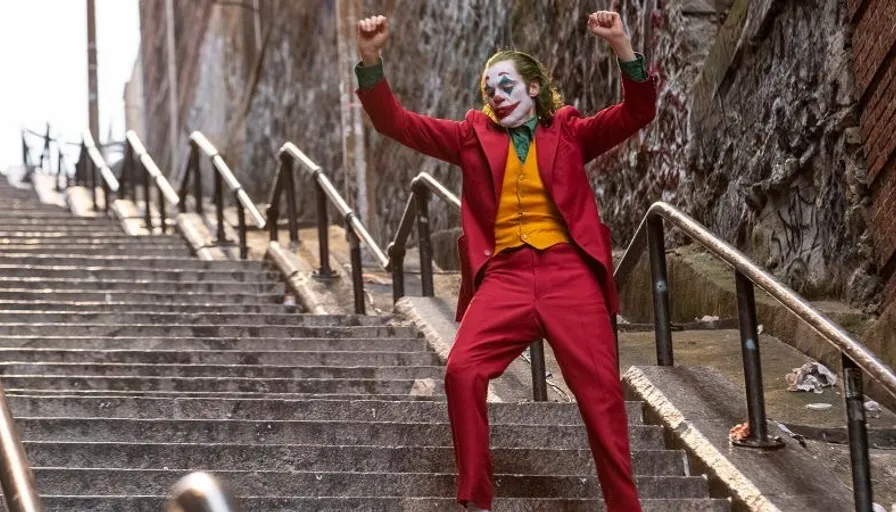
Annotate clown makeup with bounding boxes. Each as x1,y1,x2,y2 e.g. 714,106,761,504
482,60,537,128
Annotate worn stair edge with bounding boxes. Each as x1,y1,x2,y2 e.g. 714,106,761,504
266,240,343,316
623,365,855,512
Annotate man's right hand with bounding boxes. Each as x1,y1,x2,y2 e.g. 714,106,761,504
357,15,389,66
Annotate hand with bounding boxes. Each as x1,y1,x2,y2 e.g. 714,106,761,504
587,11,626,43
357,15,389,66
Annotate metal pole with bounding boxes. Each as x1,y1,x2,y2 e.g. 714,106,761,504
843,355,874,512
214,171,226,245
237,201,248,260
646,216,673,366
142,158,153,233
0,383,43,512
612,314,620,375
86,0,99,141
389,245,406,304
316,183,334,278
415,189,435,297
348,226,365,314
193,147,203,216
158,183,167,234
90,157,99,213
164,0,179,176
529,340,549,402
284,155,299,246
732,271,783,449
102,170,110,216
121,146,132,200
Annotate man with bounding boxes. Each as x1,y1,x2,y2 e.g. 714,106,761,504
355,11,656,511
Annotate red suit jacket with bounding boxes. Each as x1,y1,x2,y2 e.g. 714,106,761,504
358,74,657,321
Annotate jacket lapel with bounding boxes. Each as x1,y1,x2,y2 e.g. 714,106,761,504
534,122,559,190
472,122,510,203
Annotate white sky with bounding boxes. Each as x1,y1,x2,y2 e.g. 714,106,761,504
0,0,140,170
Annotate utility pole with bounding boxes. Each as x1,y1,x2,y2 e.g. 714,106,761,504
86,0,99,139
165,0,179,175
336,0,373,237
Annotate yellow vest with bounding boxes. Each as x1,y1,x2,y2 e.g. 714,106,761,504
494,140,571,254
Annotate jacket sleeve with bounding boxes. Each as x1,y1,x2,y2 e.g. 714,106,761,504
568,74,657,164
356,77,465,166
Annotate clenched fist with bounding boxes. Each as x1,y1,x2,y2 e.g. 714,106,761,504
358,15,389,66
587,11,625,43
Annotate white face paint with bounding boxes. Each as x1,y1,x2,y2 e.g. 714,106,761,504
482,60,536,128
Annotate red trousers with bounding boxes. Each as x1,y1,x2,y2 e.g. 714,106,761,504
445,243,642,511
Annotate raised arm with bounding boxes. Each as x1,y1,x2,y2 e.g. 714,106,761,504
356,16,465,166
569,11,657,163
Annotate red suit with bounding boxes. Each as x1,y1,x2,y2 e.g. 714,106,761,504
358,73,657,511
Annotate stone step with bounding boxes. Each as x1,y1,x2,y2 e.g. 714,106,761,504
0,300,292,314
6,389,446,400
3,375,442,395
16,417,665,450
0,211,104,218
0,324,418,338
0,336,426,352
0,312,390,327
0,277,277,293
0,265,281,282
0,232,180,241
0,349,438,366
0,363,445,381
7,397,643,425
0,244,191,256
0,495,732,512
0,254,271,271
21,442,686,477
0,289,283,305
0,220,120,229
0,236,182,246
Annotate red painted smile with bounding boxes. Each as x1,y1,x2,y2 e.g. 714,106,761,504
494,102,520,120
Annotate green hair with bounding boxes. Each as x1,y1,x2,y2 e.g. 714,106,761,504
480,50,564,125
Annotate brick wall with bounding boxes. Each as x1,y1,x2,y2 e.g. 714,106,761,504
849,0,896,308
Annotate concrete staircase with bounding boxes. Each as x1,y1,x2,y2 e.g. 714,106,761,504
0,178,730,511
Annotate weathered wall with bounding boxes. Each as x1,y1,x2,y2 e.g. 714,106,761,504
138,0,893,310
848,0,896,310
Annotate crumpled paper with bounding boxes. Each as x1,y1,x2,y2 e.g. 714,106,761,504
785,362,837,393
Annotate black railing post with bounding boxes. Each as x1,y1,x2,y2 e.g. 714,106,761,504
843,355,874,512
612,314,620,375
388,244,406,304
530,340,549,402
315,182,335,278
158,183,167,234
732,271,784,450
646,215,673,366
121,145,132,200
415,187,435,297
56,152,64,192
283,155,299,246
236,199,248,260
213,167,226,245
141,157,153,233
102,168,111,216
347,222,366,314
192,146,204,216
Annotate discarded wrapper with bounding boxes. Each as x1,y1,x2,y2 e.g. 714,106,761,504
785,362,837,393
729,421,751,443
864,400,881,419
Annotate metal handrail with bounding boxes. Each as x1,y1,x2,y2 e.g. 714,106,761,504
266,149,553,400
120,131,180,234
166,472,238,512
272,142,388,314
180,131,265,259
613,201,896,511
77,130,120,215
0,382,43,511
